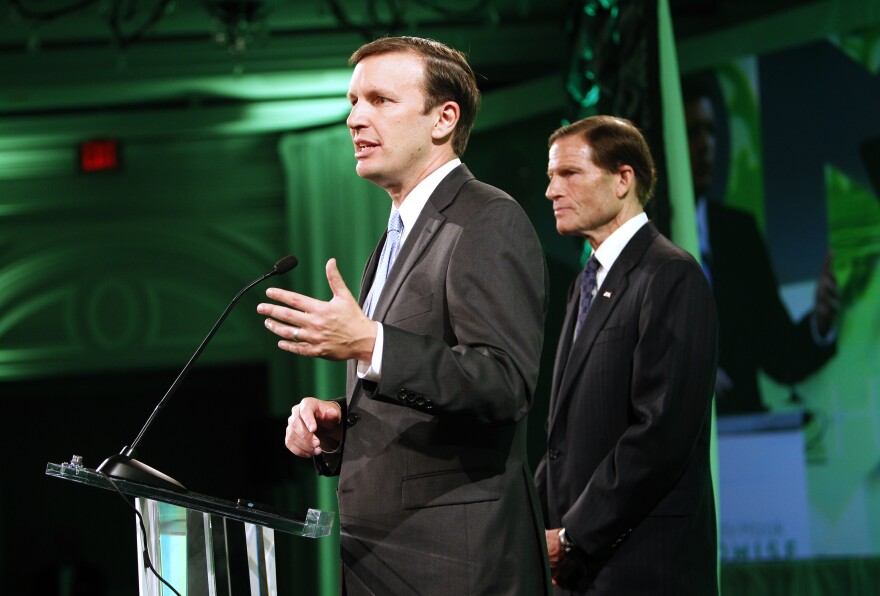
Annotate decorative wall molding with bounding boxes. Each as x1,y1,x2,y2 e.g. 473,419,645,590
0,132,286,381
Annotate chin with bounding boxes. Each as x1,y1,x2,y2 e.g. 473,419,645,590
556,223,585,238
355,162,379,180
356,165,393,190
696,174,713,194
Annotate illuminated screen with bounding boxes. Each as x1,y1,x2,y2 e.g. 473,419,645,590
696,25,880,561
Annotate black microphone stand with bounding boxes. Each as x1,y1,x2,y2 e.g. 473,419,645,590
96,255,298,492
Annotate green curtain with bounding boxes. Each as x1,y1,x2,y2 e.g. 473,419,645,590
276,124,389,596
657,0,722,588
721,557,880,595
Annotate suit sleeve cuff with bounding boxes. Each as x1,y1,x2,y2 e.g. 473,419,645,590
357,322,384,381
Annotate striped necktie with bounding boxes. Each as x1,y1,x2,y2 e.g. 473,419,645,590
574,255,599,339
364,209,403,318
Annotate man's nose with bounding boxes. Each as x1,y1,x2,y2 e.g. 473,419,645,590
347,103,366,129
546,178,560,200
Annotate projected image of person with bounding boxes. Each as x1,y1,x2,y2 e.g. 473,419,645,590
683,73,840,415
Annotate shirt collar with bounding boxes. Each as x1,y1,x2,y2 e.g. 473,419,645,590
396,158,461,245
593,212,649,287
695,195,711,259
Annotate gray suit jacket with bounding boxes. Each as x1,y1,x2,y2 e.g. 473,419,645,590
317,164,551,595
536,222,719,595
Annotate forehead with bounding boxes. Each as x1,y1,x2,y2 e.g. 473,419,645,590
548,135,595,167
348,51,426,93
685,96,715,124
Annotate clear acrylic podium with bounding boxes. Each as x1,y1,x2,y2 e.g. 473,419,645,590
46,460,335,595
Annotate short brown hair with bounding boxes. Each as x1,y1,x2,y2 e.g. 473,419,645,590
350,36,480,156
550,116,657,205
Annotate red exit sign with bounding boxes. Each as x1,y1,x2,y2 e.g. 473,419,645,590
80,139,120,172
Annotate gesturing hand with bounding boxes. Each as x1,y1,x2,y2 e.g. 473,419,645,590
258,258,378,362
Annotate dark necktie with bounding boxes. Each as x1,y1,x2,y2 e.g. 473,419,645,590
364,209,403,318
574,256,599,339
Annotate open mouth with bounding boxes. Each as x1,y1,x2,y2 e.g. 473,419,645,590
354,139,378,158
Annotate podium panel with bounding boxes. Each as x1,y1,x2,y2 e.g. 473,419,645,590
717,411,812,562
134,499,277,596
47,460,334,595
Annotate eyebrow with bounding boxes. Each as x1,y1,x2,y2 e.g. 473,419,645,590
350,85,397,99
548,164,581,174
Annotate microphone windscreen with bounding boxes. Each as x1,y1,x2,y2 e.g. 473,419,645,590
273,255,299,275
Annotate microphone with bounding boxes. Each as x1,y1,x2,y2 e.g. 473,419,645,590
96,255,299,492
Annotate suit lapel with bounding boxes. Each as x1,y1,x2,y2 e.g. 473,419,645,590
547,223,659,432
359,234,385,306
370,164,472,321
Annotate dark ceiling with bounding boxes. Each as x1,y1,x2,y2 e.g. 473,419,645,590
0,0,839,117
0,1,570,116
0,1,823,48
671,0,825,38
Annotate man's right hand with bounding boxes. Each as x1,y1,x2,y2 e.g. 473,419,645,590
814,253,840,339
285,397,343,457
546,528,586,590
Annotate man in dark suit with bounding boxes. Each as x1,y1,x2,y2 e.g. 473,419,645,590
536,115,719,594
258,37,550,595
684,77,839,414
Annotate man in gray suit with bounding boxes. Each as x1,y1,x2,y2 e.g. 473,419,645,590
258,36,551,595
536,116,718,594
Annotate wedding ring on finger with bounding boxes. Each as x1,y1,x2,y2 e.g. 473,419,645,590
293,327,301,342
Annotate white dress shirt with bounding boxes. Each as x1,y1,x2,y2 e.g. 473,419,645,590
589,212,650,298
357,158,462,380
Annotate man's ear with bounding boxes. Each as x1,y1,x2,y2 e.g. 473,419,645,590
616,165,635,199
432,101,460,142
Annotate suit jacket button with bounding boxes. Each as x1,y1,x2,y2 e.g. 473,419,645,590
397,389,408,401
549,448,559,459
424,400,433,409
347,412,360,426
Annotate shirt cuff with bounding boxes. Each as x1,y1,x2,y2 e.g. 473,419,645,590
809,312,837,346
357,322,383,381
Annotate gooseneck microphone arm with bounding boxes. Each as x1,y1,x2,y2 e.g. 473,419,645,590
96,255,299,492
128,255,298,454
